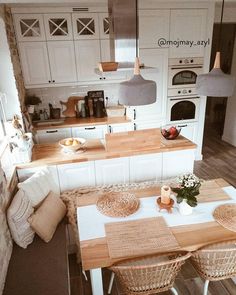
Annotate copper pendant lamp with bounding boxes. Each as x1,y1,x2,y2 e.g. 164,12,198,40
196,0,235,97
119,0,156,106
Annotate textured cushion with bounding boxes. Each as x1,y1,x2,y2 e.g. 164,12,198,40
7,189,35,249
28,192,66,243
18,168,59,207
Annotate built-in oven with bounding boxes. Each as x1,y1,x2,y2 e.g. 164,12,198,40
168,57,204,89
167,88,200,124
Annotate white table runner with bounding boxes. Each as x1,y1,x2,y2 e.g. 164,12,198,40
77,186,236,241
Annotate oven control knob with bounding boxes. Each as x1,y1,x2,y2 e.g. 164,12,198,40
178,90,181,94
182,89,187,94
179,60,182,64
189,90,192,93
191,59,194,63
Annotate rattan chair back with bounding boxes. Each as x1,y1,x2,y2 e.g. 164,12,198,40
109,251,191,295
191,240,236,281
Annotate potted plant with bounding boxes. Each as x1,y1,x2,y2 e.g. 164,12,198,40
172,173,201,215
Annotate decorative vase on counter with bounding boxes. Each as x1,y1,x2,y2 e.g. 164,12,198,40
178,199,193,215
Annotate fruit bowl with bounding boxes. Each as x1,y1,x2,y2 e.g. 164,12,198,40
161,126,181,140
59,137,86,152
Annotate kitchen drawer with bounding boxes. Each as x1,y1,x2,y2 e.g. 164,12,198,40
35,128,72,144
71,125,107,139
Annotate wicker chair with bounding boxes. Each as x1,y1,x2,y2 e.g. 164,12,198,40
191,240,236,295
108,251,191,295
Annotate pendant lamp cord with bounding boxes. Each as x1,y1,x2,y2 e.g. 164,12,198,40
136,0,138,58
218,0,225,51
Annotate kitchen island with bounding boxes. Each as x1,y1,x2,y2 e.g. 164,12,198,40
16,131,196,192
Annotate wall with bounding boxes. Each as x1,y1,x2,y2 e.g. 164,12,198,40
0,5,25,120
222,35,236,146
26,83,120,117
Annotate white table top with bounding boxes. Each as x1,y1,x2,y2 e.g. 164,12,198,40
77,186,236,242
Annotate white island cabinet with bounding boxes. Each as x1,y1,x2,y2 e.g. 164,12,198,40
130,153,162,183
95,157,130,186
57,161,96,191
162,149,195,179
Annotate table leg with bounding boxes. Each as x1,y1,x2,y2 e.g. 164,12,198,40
90,268,104,295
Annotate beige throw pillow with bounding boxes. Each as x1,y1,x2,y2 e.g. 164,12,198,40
7,189,35,248
28,192,66,243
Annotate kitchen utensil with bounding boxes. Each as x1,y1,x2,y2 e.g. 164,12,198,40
60,96,84,117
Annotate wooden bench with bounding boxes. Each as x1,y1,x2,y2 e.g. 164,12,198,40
3,221,70,295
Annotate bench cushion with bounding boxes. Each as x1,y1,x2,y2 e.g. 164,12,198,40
3,221,70,295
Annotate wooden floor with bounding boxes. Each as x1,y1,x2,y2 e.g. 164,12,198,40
69,131,236,295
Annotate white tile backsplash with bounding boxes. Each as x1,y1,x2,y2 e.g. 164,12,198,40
26,83,120,116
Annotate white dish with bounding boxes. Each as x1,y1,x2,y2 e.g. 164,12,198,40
59,137,86,152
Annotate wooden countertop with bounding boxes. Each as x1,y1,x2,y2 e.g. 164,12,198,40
33,116,131,130
16,134,196,169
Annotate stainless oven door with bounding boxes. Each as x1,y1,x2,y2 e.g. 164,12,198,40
167,96,200,124
168,66,203,88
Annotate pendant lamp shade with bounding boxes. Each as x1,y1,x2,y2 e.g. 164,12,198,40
196,52,235,97
119,58,156,106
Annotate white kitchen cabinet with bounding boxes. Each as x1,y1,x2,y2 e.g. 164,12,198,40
162,149,195,179
14,14,46,42
126,48,168,121
18,42,51,85
134,120,162,130
35,128,72,144
44,13,73,41
169,9,207,58
75,40,101,82
139,10,170,48
166,122,198,144
57,161,96,191
47,41,77,83
130,153,162,182
72,13,99,40
95,157,129,185
107,123,134,133
72,125,107,139
100,39,111,61
98,13,109,39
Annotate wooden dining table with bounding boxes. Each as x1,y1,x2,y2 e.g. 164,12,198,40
76,178,236,295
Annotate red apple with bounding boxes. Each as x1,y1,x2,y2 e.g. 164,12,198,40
169,126,177,135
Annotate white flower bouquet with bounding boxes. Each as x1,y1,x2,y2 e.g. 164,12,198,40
172,173,202,207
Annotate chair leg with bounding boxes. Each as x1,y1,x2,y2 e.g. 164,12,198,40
203,280,210,295
170,287,178,295
108,272,115,294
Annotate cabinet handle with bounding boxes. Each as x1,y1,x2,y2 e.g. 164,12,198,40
99,77,102,80
52,80,55,83
177,124,187,128
134,123,137,130
48,80,51,83
46,130,58,133
85,127,96,130
103,77,106,80
109,125,112,133
134,109,136,120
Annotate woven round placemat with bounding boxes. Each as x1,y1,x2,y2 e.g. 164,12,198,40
213,204,236,232
96,192,140,217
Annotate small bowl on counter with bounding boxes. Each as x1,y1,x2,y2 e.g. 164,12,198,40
59,137,86,152
161,126,181,140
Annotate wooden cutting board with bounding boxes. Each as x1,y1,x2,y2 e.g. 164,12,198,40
105,217,180,259
60,96,84,118
105,128,161,152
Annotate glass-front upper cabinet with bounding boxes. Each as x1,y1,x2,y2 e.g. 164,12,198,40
98,13,109,39
14,14,46,41
72,13,99,40
44,14,73,40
